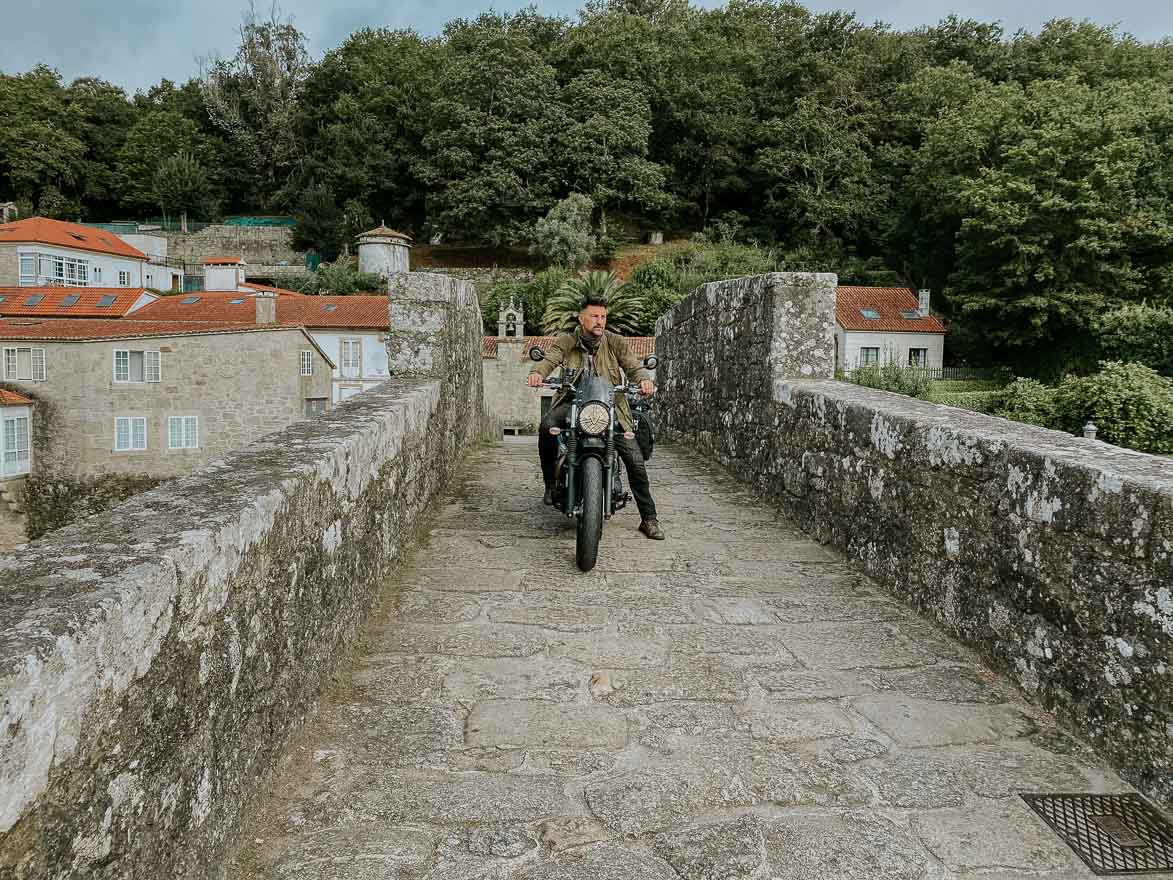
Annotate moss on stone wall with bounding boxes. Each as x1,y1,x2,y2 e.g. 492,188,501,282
24,474,164,539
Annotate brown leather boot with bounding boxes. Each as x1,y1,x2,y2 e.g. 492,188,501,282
639,519,666,540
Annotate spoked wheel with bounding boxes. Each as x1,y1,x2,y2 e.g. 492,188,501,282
576,456,604,572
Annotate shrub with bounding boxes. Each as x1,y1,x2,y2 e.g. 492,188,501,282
930,390,1001,413
1053,361,1173,454
530,194,596,269
542,271,645,335
850,363,933,399
272,261,382,295
482,268,566,336
1096,304,1173,376
990,378,1058,428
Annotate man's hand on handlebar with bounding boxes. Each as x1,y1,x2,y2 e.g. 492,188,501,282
640,380,656,397
527,372,544,388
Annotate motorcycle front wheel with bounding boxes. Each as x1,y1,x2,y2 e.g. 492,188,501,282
575,456,604,572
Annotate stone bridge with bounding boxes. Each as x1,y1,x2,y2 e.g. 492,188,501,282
0,274,1169,879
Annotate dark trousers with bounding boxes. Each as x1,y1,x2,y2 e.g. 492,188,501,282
539,402,658,521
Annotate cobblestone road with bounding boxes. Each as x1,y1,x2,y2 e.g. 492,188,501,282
230,438,1164,880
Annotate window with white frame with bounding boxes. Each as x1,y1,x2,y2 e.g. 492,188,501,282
859,347,880,366
340,338,362,377
114,349,161,383
115,417,147,451
168,416,199,449
93,266,102,283
18,254,36,285
3,414,30,474
300,350,314,376
118,270,130,286
3,347,46,381
908,348,928,367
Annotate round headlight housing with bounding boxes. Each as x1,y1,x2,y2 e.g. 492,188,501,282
577,402,610,435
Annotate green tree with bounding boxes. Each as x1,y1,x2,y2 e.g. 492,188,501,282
273,261,383,294
0,67,87,211
200,2,311,208
290,185,346,261
1096,304,1173,376
530,194,596,269
543,271,645,335
152,151,218,219
115,111,221,214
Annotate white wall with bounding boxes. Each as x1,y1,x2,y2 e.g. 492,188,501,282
17,244,146,288
839,329,945,370
306,329,389,403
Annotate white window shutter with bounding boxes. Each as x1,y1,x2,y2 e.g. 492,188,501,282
187,416,199,448
146,351,161,383
3,349,14,380
31,349,45,381
132,418,146,449
168,417,181,449
116,418,130,450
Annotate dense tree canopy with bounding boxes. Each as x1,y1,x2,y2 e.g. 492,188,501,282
3,2,1173,372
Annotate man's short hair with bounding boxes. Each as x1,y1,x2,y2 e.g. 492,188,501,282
580,293,609,311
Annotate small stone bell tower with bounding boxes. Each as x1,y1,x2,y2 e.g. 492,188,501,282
498,296,524,338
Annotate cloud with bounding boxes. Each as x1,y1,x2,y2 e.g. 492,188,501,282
2,0,1169,94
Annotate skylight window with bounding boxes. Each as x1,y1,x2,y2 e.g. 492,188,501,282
229,298,245,304
900,309,921,319
859,308,880,320
0,296,7,304
69,232,86,241
61,295,81,307
24,294,44,306
97,295,117,307
322,305,338,312
181,296,201,304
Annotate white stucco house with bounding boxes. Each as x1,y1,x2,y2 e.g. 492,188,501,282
835,286,947,372
0,217,184,291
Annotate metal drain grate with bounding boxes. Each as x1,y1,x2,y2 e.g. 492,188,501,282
1022,793,1173,875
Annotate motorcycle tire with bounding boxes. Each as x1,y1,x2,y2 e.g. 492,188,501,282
576,456,604,572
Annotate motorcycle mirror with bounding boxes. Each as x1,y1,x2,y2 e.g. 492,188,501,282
529,346,546,362
643,355,658,370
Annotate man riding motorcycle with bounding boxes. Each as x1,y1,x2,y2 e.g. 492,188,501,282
527,293,665,540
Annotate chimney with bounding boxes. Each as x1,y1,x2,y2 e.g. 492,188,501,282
918,288,931,317
254,291,277,325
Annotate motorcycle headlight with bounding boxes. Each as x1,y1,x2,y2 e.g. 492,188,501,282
577,402,611,435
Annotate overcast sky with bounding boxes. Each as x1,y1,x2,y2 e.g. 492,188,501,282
4,0,1170,95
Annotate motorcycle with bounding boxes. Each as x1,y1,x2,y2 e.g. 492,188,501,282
529,346,658,572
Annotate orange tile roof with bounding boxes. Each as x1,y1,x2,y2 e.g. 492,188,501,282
836,286,946,333
129,292,389,329
0,217,146,260
240,282,305,297
203,256,244,264
359,225,412,241
483,337,499,358
0,287,150,317
0,318,305,341
0,389,33,406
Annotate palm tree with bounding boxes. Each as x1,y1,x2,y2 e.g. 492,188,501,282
542,271,646,336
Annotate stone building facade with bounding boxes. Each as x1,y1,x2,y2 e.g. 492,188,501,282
0,322,333,481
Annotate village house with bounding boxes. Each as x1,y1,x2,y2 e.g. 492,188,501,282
129,291,390,403
835,286,947,372
0,308,334,484
0,216,183,292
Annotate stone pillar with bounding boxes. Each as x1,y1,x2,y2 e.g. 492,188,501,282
767,272,838,384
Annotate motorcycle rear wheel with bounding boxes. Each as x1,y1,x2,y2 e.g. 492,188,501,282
576,456,604,572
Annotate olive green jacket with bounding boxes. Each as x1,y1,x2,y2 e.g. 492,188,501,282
530,328,650,431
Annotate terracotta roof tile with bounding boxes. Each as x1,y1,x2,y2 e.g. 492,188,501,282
0,287,151,317
0,389,33,406
240,282,306,297
129,292,389,329
836,286,946,333
0,217,146,260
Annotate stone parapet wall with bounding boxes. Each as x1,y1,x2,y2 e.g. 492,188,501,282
165,225,303,269
0,278,484,877
656,273,1173,810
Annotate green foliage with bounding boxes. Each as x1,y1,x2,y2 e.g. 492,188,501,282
928,389,1000,413
543,271,644,335
530,194,596,269
990,378,1059,427
152,151,218,218
850,363,934,399
1052,362,1173,454
930,379,1005,394
1096,304,1173,376
273,261,383,295
290,185,346,261
482,269,567,335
